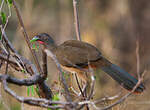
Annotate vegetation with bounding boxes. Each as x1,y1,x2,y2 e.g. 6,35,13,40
0,0,149,110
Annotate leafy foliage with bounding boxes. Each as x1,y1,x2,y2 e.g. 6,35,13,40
7,0,12,5
0,12,6,24
4,0,12,5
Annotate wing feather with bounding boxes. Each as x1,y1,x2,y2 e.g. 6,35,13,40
54,40,102,67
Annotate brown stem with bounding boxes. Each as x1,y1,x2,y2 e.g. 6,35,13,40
42,46,48,78
74,74,84,97
136,37,140,79
12,0,43,75
73,0,81,41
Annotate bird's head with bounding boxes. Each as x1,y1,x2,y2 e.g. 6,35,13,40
30,33,56,48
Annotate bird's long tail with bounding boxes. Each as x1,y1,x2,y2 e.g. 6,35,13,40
98,57,145,93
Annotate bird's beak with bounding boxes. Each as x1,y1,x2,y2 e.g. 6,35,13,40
30,36,40,43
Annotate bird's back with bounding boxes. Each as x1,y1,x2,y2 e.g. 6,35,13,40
54,40,102,68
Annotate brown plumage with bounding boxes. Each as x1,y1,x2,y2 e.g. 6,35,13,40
31,33,145,93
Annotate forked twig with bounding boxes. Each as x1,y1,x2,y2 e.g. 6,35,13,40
74,73,85,97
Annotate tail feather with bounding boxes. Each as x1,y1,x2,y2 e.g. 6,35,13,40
101,63,145,93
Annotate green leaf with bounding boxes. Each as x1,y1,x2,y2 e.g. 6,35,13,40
94,76,96,79
47,93,60,110
7,0,12,5
0,12,6,24
53,93,60,101
31,85,35,96
32,44,36,49
62,72,70,79
27,86,30,96
21,69,25,73
31,44,39,52
35,86,39,95
4,0,12,5
27,85,35,96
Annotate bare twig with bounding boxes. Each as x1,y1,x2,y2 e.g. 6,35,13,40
87,63,95,100
77,72,145,110
11,0,53,99
1,30,17,53
0,53,20,70
0,74,42,86
0,42,53,100
42,46,48,78
4,46,10,74
0,0,5,12
44,49,72,102
73,0,81,41
74,73,85,97
1,0,12,34
1,78,66,109
1,23,27,72
12,0,43,75
136,38,140,79
94,93,120,104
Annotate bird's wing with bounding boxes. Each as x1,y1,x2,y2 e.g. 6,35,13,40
54,40,102,68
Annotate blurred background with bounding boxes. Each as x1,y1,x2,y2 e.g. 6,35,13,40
0,0,150,110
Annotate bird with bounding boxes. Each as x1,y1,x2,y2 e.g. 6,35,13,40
30,33,145,94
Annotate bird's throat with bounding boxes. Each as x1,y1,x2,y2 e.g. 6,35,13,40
38,40,45,44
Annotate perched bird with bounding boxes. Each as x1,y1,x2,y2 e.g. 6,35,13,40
31,33,145,93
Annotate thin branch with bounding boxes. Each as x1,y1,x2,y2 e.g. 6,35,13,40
77,72,145,110
12,0,43,75
44,49,72,102
87,63,95,100
2,78,66,109
11,0,53,99
99,41,146,110
1,0,12,34
73,0,81,41
75,73,85,97
5,45,10,74
0,73,52,100
93,93,120,104
0,47,53,99
1,29,17,53
0,53,20,70
42,46,48,78
136,38,140,79
0,74,42,86
1,28,26,71
0,0,5,12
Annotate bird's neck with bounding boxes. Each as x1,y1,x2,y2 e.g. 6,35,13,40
44,43,57,52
